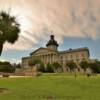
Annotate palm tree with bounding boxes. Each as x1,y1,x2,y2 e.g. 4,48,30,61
66,61,77,72
46,63,54,73
52,62,62,72
66,61,77,78
0,11,20,55
29,59,45,72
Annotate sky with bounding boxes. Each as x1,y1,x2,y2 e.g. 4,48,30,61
0,0,100,63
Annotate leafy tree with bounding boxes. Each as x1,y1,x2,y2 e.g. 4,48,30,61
66,61,77,72
80,60,89,72
52,62,62,72
0,11,20,55
46,63,54,73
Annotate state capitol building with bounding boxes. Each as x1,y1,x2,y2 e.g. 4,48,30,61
22,35,90,71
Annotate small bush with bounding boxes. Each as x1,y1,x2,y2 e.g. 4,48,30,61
2,74,9,77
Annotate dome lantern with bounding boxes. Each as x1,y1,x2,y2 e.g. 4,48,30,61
46,35,58,51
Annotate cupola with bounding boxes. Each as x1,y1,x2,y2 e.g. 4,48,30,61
46,35,58,51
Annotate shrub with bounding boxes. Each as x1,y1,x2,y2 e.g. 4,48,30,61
2,74,9,77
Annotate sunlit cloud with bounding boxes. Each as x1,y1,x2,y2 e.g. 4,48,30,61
0,0,100,50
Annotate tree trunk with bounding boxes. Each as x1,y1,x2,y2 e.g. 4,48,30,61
0,43,3,56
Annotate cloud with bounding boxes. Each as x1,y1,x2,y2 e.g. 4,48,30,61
0,58,21,64
0,0,100,50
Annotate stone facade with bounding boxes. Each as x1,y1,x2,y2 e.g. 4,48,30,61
22,35,90,70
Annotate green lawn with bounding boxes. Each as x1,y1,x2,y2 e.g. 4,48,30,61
0,73,100,100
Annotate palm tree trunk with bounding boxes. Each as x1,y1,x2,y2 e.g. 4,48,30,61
0,43,3,56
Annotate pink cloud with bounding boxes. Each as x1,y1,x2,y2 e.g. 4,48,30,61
0,0,100,50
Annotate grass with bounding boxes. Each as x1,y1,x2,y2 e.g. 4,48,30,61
0,73,100,100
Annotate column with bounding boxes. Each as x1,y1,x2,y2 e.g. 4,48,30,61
50,54,52,63
45,55,47,64
51,54,52,64
47,54,49,64
42,55,44,63
53,54,55,63
44,55,45,64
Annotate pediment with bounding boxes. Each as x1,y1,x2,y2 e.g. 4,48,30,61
30,47,56,55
